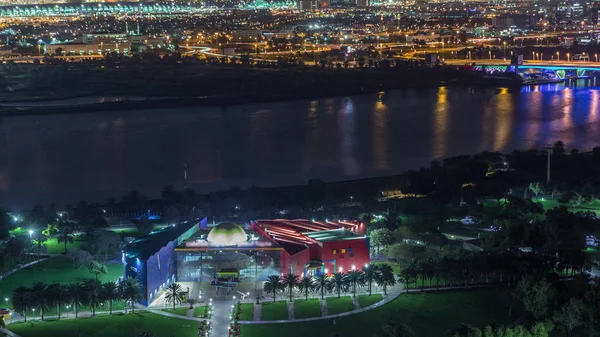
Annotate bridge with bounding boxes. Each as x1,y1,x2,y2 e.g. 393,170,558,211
445,59,600,79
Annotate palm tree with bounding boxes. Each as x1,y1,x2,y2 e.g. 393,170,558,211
56,222,74,253
66,282,85,318
30,282,48,320
362,264,377,296
298,276,314,301
282,273,300,302
263,275,284,303
313,274,332,300
11,287,31,322
331,272,348,298
164,283,186,311
120,277,142,313
347,270,364,297
84,279,102,316
45,283,66,320
102,281,120,315
375,264,396,295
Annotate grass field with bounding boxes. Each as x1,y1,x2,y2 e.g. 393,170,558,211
294,299,321,319
325,297,354,315
194,304,210,318
357,294,383,308
162,307,188,316
8,312,199,337
241,288,516,337
260,301,288,321
44,237,85,254
0,257,122,308
239,303,254,321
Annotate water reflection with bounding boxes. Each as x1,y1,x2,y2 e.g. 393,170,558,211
2,82,600,206
372,92,389,169
433,86,449,158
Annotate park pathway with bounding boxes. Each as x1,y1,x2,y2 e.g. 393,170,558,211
351,296,360,309
210,299,234,337
253,304,261,321
319,299,328,317
0,258,49,280
287,301,295,320
0,327,21,337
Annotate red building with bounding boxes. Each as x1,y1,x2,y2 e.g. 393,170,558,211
251,219,370,277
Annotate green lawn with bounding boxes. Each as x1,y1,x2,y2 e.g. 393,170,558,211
294,299,321,319
8,312,199,337
162,307,188,316
0,257,122,307
44,237,85,254
242,288,517,337
239,303,254,321
357,294,383,308
260,301,288,321
194,304,210,318
325,297,354,315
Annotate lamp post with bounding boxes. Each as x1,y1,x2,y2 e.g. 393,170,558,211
556,51,560,61
567,53,570,62
596,54,599,63
503,41,506,60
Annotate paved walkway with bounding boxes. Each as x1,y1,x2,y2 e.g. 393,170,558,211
0,258,49,280
287,302,294,320
253,304,262,321
0,327,21,337
211,299,235,337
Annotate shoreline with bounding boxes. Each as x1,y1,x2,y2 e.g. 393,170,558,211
0,80,522,116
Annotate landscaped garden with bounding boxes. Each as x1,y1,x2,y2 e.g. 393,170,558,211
293,299,321,319
8,312,200,337
357,294,383,308
242,288,516,337
260,301,288,321
194,304,211,318
0,256,122,309
44,237,84,254
325,296,354,315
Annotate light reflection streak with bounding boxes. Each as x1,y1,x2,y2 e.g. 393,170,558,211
433,87,449,158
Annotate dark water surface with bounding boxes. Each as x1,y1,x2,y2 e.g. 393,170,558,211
2,79,600,207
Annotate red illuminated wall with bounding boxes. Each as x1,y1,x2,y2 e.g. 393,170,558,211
322,238,370,274
279,249,311,276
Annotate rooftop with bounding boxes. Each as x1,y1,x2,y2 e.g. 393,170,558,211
124,220,198,260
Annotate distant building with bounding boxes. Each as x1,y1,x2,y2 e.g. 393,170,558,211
46,40,131,56
231,30,263,43
298,0,320,10
356,0,370,7
492,14,535,29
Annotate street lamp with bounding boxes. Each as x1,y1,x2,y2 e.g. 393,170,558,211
556,51,560,61
28,230,33,238
503,41,506,60
567,53,570,61
595,54,598,63
532,51,535,60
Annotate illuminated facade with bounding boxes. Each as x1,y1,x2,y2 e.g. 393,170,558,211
124,218,368,305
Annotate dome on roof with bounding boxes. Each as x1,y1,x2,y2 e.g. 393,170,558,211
207,223,247,246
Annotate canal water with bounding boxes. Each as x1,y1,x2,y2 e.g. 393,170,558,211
1,79,599,207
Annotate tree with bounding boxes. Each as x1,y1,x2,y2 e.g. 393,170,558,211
282,273,300,302
66,282,85,318
87,231,121,260
553,298,585,337
530,322,550,337
135,216,154,236
298,276,314,301
164,283,186,311
56,222,74,253
313,274,332,300
379,322,415,337
375,264,396,295
121,277,142,313
69,250,93,269
362,264,377,296
517,278,555,320
88,261,108,280
30,282,48,320
347,270,364,297
102,281,120,315
331,272,348,298
263,275,284,303
370,228,395,254
528,182,542,198
385,243,413,265
84,279,102,316
11,287,30,322
46,283,67,320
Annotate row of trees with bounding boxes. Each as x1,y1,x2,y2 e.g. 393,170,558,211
263,264,396,302
10,277,141,322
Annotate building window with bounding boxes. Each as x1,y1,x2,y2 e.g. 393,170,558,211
333,249,337,254
350,253,354,258
341,249,346,254
348,248,353,253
